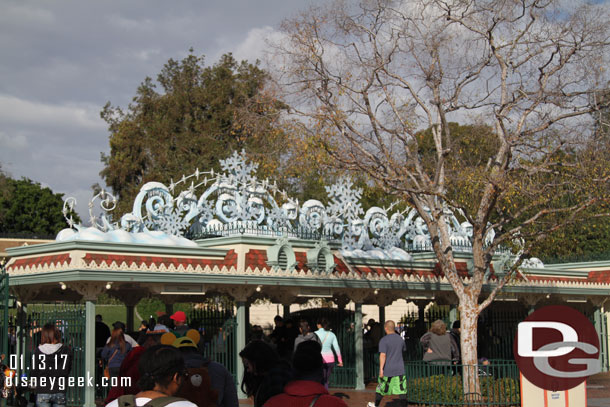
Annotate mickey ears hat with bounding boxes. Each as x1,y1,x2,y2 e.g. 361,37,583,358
161,329,201,347
173,336,197,349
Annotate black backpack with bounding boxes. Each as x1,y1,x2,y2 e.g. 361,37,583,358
117,395,187,407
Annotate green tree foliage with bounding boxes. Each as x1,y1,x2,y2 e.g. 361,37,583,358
0,175,79,236
416,123,610,262
276,0,609,395
101,51,292,215
100,50,388,216
530,140,610,263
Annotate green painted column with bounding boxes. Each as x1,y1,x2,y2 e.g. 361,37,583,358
594,307,608,372
126,304,135,332
15,303,26,381
355,302,365,390
283,304,290,318
84,301,96,407
378,305,386,339
601,305,610,372
236,301,247,399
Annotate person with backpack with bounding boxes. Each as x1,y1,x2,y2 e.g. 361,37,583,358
30,323,73,407
314,318,342,390
167,330,237,407
264,341,347,407
106,345,196,407
101,328,132,378
293,320,321,351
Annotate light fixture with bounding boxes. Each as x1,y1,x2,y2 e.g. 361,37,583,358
546,294,551,299
59,282,67,290
160,284,206,295
567,297,587,303
374,289,379,295
256,285,262,292
105,282,113,290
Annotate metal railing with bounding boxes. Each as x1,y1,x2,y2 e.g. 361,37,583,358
201,318,237,384
187,222,336,241
408,241,513,254
18,304,87,407
405,360,520,406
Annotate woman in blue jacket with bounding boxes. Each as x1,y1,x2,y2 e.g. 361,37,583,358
315,318,343,389
101,329,132,378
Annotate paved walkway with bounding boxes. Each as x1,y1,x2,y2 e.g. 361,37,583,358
238,372,610,406
585,371,610,407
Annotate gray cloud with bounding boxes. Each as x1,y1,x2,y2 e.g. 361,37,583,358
0,0,321,222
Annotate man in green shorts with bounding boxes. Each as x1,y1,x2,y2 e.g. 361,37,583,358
367,320,406,407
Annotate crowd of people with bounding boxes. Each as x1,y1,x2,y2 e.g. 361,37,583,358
20,310,468,407
92,313,346,407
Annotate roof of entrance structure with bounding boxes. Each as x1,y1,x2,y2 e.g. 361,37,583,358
4,151,610,304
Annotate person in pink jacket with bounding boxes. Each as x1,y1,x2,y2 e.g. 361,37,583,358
314,318,343,389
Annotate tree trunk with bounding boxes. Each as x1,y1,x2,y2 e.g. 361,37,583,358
459,298,481,402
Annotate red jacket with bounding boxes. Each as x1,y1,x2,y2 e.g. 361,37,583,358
264,380,348,407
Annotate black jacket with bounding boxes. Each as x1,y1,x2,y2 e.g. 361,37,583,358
31,343,73,393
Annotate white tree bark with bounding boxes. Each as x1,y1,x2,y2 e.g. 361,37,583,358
272,0,610,397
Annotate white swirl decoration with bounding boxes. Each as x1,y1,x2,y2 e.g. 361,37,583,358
58,150,495,260
299,200,327,231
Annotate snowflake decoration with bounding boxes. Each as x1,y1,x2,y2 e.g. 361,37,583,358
267,206,289,228
219,150,258,187
197,201,214,226
144,216,159,231
342,230,358,251
156,210,191,236
325,177,364,223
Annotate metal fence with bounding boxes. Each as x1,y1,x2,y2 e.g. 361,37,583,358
17,304,87,407
0,264,8,362
408,242,514,255
405,360,520,406
187,222,335,241
0,264,8,407
188,303,237,383
398,303,529,363
288,307,356,388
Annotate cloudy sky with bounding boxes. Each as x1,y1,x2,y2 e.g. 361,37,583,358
0,0,316,219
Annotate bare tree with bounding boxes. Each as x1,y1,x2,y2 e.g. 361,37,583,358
272,0,610,397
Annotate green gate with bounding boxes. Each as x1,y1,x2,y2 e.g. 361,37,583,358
201,318,237,384
0,263,8,362
188,304,237,383
397,302,529,364
478,304,529,360
0,263,8,407
289,307,356,388
588,307,609,373
17,304,86,407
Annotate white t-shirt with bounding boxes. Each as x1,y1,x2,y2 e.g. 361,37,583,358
105,397,196,407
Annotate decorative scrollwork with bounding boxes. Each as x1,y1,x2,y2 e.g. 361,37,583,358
60,150,510,261
62,197,78,229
